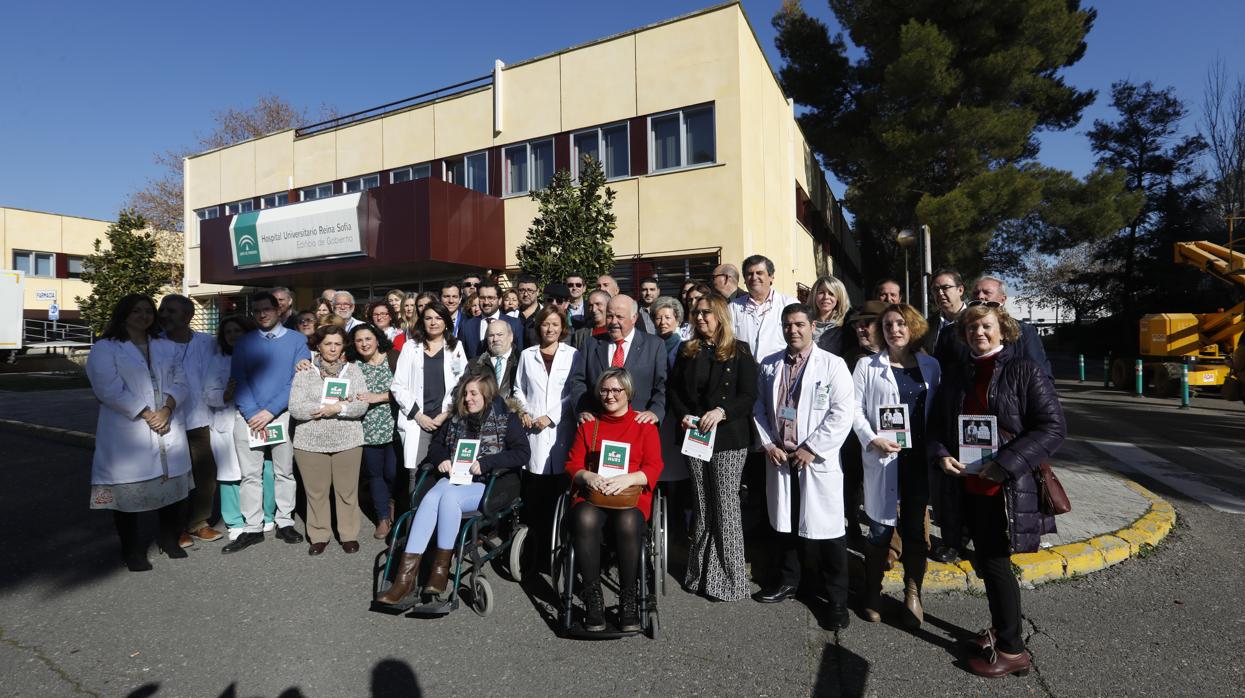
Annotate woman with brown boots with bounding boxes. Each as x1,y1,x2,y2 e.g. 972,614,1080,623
850,304,940,626
374,372,528,606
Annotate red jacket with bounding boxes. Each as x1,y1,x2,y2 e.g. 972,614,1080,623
564,409,664,519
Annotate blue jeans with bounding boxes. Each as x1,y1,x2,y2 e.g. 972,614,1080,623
403,478,485,554
362,443,398,519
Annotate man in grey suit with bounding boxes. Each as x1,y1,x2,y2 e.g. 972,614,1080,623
571,294,667,425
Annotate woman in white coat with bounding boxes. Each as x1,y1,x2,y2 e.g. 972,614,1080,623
391,301,468,496
514,306,580,566
851,303,940,627
86,294,194,572
750,303,855,629
204,315,278,541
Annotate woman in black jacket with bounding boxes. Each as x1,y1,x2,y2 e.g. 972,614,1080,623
669,293,758,601
927,302,1065,678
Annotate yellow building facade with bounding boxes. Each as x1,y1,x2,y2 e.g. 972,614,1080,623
1,206,105,320
183,2,857,316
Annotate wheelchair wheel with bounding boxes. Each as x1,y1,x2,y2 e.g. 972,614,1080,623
549,493,568,581
648,608,661,640
470,576,494,617
508,525,529,583
658,493,669,596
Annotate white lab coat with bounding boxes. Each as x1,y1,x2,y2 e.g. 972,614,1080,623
390,339,469,467
513,343,580,475
86,338,193,486
753,346,856,539
851,352,941,527
203,352,242,481
163,331,217,430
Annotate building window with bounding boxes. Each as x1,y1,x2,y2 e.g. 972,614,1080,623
67,255,87,279
225,200,254,216
193,206,219,245
13,251,55,278
446,152,488,194
391,164,431,183
262,192,289,209
649,105,716,172
344,174,380,193
572,124,629,180
503,139,554,196
300,183,335,201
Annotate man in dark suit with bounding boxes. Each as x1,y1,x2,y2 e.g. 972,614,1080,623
925,269,970,370
970,276,1052,378
571,294,667,425
440,280,465,337
470,319,520,398
459,280,525,360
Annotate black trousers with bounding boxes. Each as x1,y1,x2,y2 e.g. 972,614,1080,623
774,468,848,605
966,492,1024,654
521,471,567,572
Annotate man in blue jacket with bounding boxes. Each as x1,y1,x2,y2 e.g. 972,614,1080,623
459,280,525,360
222,291,312,554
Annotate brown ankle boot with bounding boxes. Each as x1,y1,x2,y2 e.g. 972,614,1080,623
423,548,455,595
375,552,422,605
903,578,924,628
862,543,887,623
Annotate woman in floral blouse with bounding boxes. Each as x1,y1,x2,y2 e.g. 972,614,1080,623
350,323,399,539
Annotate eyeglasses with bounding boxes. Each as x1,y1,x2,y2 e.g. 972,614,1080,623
598,387,626,396
547,297,568,304
932,284,959,293
712,273,729,280
692,309,713,317
333,302,353,308
966,300,1001,308
566,282,584,288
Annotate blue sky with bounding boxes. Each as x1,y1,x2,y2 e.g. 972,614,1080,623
1,0,1242,223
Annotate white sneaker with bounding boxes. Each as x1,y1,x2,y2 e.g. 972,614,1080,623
263,522,275,532
227,527,244,541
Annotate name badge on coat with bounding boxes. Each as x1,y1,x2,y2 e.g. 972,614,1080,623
812,382,831,411
779,406,797,421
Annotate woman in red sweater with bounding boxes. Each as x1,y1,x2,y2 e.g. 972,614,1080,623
564,367,664,632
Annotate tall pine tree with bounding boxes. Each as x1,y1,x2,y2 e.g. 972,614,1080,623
76,210,173,334
773,0,1119,278
516,156,617,286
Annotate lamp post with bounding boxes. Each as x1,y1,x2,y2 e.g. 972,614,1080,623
896,228,917,304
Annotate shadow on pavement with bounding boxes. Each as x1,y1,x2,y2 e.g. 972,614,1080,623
122,657,423,697
813,641,869,697
0,434,125,596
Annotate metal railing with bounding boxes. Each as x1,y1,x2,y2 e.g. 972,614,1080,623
295,74,493,138
23,318,93,347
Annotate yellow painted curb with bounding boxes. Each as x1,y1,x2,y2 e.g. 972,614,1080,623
1051,541,1105,577
1012,550,1066,584
1084,534,1132,567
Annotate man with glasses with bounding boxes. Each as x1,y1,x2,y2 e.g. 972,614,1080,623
570,294,667,427
925,269,970,368
565,273,588,327
332,291,362,332
460,280,525,360
542,283,573,330
222,291,312,554
712,263,746,300
440,281,464,337
461,273,483,293
971,276,1051,378
514,274,542,347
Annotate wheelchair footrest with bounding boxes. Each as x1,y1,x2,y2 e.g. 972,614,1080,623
406,599,455,617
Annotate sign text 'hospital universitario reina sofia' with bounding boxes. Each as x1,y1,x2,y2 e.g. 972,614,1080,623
229,193,367,269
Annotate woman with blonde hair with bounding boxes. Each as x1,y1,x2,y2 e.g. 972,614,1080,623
810,275,853,357
669,293,758,601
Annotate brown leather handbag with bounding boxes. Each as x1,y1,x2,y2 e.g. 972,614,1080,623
583,421,641,510
1038,461,1071,515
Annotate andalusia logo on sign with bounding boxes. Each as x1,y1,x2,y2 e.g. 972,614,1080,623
230,211,262,267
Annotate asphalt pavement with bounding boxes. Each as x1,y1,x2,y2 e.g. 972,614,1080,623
1,375,1242,696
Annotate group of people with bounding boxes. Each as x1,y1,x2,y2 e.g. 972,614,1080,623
86,254,1065,679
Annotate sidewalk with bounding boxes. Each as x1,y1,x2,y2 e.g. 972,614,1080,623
0,385,1177,594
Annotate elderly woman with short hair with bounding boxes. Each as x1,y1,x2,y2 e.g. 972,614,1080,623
928,303,1066,678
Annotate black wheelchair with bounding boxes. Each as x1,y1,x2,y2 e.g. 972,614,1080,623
372,466,528,617
549,488,668,639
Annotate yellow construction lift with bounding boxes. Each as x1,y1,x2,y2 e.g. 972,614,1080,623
1110,240,1245,399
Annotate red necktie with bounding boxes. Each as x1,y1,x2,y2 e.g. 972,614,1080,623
611,339,625,367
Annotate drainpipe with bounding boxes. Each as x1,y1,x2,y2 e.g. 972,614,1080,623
493,59,505,135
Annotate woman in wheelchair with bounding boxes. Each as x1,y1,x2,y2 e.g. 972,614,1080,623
374,371,528,606
564,368,664,632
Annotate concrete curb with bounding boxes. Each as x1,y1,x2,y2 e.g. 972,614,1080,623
881,480,1176,593
0,418,95,449
0,417,1179,594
